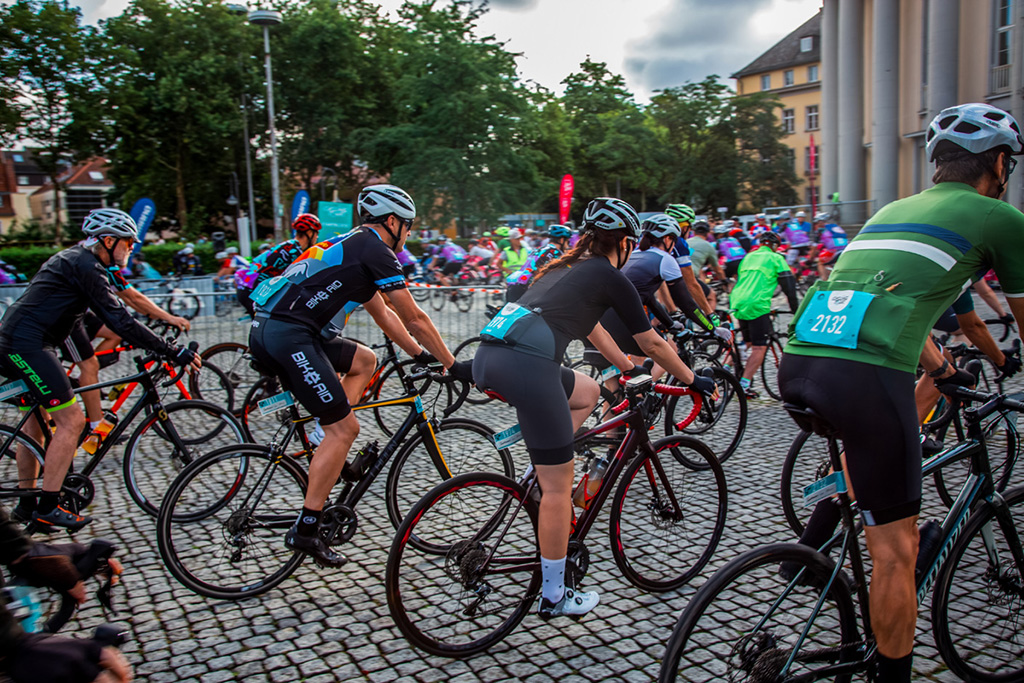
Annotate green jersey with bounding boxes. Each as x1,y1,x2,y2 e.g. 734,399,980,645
786,182,1024,373
730,246,792,320
687,236,718,277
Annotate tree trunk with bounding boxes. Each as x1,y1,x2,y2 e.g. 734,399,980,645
175,147,188,232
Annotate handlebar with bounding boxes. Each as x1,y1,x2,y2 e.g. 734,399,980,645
985,316,1018,343
406,366,473,418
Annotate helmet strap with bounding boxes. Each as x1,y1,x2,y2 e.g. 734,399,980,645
381,215,402,251
100,236,121,267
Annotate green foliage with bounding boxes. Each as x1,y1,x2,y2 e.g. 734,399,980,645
0,245,61,275
732,92,800,211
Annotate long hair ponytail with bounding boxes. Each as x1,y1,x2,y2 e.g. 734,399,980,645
532,228,629,283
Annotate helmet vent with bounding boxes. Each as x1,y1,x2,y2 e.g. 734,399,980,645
953,121,981,134
939,115,958,129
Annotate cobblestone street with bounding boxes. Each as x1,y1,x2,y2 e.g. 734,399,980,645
48,300,1024,682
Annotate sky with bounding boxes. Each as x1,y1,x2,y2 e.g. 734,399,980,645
65,0,823,100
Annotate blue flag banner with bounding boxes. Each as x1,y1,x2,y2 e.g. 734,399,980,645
128,198,156,263
291,190,311,221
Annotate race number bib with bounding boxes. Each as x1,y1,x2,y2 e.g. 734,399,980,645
794,290,874,350
480,303,534,342
250,275,289,307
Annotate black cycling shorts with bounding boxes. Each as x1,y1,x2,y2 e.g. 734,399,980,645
737,314,773,346
249,317,359,425
441,260,463,276
236,287,255,316
933,307,960,334
505,283,527,303
724,260,741,279
59,312,103,363
0,345,76,412
472,343,577,465
778,353,922,526
7,633,103,683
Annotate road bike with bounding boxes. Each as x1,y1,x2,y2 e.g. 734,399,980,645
385,374,728,658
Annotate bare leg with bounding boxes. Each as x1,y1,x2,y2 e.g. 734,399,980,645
341,344,376,406
40,403,87,492
535,461,575,559
76,356,103,424
864,517,920,658
303,412,359,510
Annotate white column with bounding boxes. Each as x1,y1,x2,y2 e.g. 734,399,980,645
838,0,865,223
872,0,900,209
821,0,840,206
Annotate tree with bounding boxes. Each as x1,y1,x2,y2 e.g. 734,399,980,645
732,92,800,211
0,0,99,242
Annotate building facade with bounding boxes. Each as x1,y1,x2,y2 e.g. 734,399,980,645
733,13,822,210
0,150,51,234
31,157,114,231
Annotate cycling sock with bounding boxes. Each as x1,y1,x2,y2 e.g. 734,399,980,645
89,420,100,430
876,652,912,682
739,377,752,390
296,506,321,537
799,498,842,550
37,491,60,515
540,555,566,603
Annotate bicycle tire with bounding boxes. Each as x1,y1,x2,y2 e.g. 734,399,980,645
779,429,833,537
384,418,516,531
170,294,200,320
663,366,747,465
187,361,235,413
455,290,474,313
934,411,1020,509
411,286,431,302
386,472,540,658
657,543,860,683
610,435,727,591
156,443,308,600
759,336,785,400
430,290,446,312
0,424,45,493
371,360,453,438
240,375,291,444
200,342,260,401
453,337,492,405
931,485,1024,681
122,399,247,517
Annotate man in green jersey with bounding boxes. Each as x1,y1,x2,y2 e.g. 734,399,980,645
779,103,1024,683
686,220,726,304
728,230,798,398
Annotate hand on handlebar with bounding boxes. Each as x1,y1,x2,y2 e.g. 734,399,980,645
170,342,202,374
934,367,977,395
998,351,1022,380
447,360,474,383
167,315,191,332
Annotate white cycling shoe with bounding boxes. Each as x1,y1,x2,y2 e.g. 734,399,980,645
537,587,600,621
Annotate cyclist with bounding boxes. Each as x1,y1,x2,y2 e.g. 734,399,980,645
235,213,321,315
504,224,572,303
713,222,747,280
247,184,473,568
0,208,201,530
493,226,511,252
728,230,798,398
781,211,814,267
686,220,727,305
779,102,1024,683
749,212,771,237
493,228,530,279
472,197,715,620
433,238,467,286
216,246,248,280
174,246,202,276
810,211,848,280
663,204,716,318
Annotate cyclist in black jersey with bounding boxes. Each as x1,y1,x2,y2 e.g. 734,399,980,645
0,209,201,531
248,184,473,568
472,197,716,620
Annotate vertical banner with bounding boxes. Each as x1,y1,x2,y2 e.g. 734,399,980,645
128,198,156,264
291,190,311,222
809,133,817,217
558,174,574,224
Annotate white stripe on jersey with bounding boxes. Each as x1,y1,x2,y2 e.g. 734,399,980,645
842,239,958,271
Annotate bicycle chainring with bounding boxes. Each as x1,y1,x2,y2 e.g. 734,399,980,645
319,505,357,546
566,540,590,587
60,473,95,513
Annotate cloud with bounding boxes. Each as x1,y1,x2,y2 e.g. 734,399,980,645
487,0,540,8
73,0,129,24
625,0,818,94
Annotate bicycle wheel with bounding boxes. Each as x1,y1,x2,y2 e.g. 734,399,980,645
759,336,785,400
779,429,833,537
122,400,247,517
200,342,260,400
430,290,446,311
657,543,860,683
610,435,727,591
0,424,45,493
386,472,540,658
569,360,621,429
453,337,492,405
156,444,308,600
932,485,1024,681
170,294,200,320
240,375,292,445
411,286,431,302
385,418,516,530
371,360,453,437
187,361,235,412
663,366,747,465
934,411,1019,508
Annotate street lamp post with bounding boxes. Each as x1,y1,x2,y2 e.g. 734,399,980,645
318,166,337,202
224,5,257,253
249,8,283,243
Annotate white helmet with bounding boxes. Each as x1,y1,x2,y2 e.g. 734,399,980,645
215,251,228,260
583,197,641,239
641,213,681,239
814,211,831,222
795,211,806,218
82,208,140,243
226,246,239,255
357,184,416,221
926,103,1024,161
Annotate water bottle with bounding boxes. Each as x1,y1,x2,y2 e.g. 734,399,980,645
586,454,610,498
83,411,118,455
342,441,379,482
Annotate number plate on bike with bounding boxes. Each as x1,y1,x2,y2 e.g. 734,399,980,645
601,366,621,381
258,391,295,415
491,423,523,450
802,471,847,508
0,379,28,402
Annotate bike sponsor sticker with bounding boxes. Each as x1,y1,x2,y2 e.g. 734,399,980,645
415,395,424,414
491,423,523,450
802,471,847,508
258,391,295,415
0,379,28,402
601,366,621,381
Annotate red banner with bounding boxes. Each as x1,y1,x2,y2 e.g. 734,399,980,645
558,174,574,224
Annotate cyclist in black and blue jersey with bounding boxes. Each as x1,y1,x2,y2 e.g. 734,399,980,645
0,209,200,531
472,198,716,620
248,184,473,568
504,224,572,303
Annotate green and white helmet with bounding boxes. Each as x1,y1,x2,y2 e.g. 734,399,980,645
641,213,681,239
664,204,695,224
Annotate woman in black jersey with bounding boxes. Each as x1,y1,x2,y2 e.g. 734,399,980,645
472,198,716,620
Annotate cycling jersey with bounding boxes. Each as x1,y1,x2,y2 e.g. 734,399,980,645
786,182,1024,373
506,244,563,286
783,222,812,248
729,246,792,320
396,248,417,267
749,222,771,237
254,227,406,340
236,239,305,291
670,241,692,270
686,236,718,277
816,224,849,251
440,244,466,262
716,236,747,263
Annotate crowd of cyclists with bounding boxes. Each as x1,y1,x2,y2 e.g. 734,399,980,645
0,101,1022,683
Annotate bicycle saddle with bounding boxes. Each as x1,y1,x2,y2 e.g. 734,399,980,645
782,402,838,437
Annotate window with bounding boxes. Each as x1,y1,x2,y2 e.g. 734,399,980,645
783,70,795,87
800,36,813,52
786,148,796,169
991,0,1013,93
781,108,795,134
807,64,819,82
806,186,819,207
806,105,819,131
804,145,820,174
760,74,771,91
88,171,104,181
12,154,23,163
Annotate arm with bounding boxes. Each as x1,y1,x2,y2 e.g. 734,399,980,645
363,292,425,358
680,267,714,315
778,272,799,313
1009,296,1024,344
634,328,695,385
973,278,1008,318
665,278,715,333
381,288,456,368
956,309,1006,366
81,264,175,357
118,287,190,331
586,323,635,373
656,281,677,314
